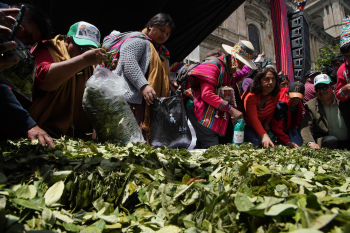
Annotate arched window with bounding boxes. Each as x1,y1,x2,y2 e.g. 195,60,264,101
248,25,260,53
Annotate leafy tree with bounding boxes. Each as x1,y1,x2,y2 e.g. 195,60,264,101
315,44,340,71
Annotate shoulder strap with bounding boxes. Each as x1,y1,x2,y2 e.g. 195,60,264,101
176,62,201,90
177,63,200,81
257,94,270,110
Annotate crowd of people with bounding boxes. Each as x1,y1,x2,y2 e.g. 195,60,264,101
1,3,350,151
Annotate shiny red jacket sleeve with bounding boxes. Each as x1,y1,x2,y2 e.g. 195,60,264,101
335,62,350,101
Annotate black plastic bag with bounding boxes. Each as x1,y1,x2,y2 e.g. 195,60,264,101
150,91,192,148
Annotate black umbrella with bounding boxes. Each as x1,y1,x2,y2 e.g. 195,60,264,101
6,0,244,61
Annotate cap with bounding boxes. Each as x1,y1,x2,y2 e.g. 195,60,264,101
314,74,332,87
288,82,305,99
67,21,100,48
305,69,321,78
222,40,257,69
279,75,289,81
340,16,350,48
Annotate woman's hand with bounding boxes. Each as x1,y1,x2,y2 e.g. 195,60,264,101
141,85,157,105
308,142,320,149
261,133,275,148
228,107,243,123
263,121,270,132
110,59,119,71
0,11,21,72
26,125,55,147
341,84,350,95
170,80,181,92
286,141,299,149
82,48,107,66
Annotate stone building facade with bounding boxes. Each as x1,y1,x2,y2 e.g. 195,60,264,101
185,0,350,69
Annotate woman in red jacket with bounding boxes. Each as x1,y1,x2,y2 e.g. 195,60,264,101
243,67,280,148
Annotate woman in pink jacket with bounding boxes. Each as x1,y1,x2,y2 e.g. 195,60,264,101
185,41,257,148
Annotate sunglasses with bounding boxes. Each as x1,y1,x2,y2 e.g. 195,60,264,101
315,86,329,92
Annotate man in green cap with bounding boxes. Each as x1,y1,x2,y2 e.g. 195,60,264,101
24,21,107,138
301,74,350,150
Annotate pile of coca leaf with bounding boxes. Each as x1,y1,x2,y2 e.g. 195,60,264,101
1,138,350,233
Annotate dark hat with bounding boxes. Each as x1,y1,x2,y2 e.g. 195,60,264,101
288,82,305,99
278,75,289,81
305,69,321,78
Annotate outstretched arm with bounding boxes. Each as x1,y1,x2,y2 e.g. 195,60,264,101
38,48,107,91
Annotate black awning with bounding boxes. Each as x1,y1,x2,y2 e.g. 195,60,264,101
6,0,245,61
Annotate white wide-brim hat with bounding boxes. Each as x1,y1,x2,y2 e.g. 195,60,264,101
222,40,257,69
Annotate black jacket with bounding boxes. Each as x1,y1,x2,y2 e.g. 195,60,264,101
0,84,36,140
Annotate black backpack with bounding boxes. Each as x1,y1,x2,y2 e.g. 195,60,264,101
176,56,222,92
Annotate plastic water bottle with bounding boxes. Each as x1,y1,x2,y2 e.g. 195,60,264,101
233,119,245,146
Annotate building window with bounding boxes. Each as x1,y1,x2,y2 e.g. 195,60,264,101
248,25,260,53
184,46,200,64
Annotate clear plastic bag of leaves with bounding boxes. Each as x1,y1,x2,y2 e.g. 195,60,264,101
0,10,36,101
83,65,145,143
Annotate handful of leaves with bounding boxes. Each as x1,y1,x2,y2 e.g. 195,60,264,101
83,65,144,143
102,48,117,70
98,44,117,70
